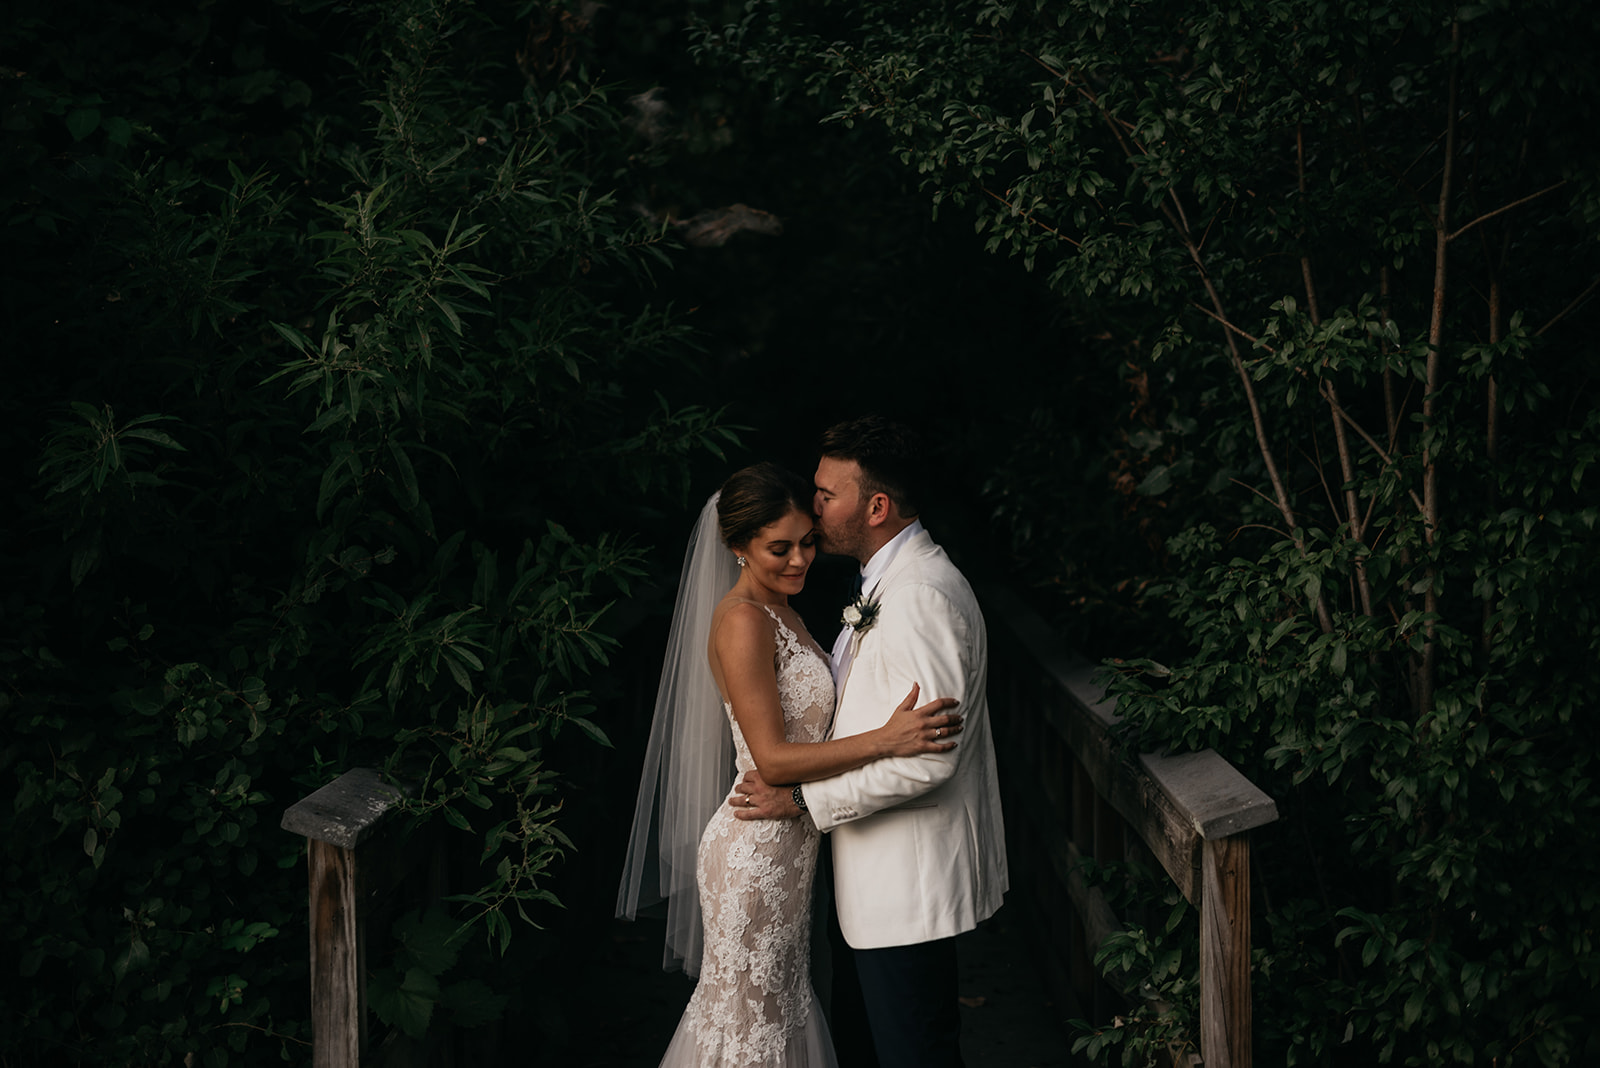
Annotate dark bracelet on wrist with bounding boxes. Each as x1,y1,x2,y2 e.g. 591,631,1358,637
791,785,807,811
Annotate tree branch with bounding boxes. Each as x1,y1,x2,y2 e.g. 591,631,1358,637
1318,383,1428,518
1187,301,1272,351
1447,179,1566,243
1381,266,1401,451
1534,274,1600,337
215,1021,312,1045
1228,517,1295,542
980,186,1082,248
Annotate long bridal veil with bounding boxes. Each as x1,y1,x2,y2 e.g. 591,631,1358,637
615,491,738,976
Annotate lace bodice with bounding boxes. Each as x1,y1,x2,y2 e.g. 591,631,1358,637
726,607,835,770
658,606,839,1068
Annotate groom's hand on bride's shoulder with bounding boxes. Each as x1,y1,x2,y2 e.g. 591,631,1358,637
730,770,801,821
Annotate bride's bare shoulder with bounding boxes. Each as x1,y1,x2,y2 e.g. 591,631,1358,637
711,598,777,648
713,595,772,624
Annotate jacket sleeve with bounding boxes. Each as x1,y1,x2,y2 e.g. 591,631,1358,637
802,581,977,831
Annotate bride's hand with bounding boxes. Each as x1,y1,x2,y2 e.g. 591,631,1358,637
878,683,962,758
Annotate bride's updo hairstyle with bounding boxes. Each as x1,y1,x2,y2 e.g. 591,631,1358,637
716,463,814,549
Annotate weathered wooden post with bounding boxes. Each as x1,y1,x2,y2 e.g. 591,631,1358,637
1201,835,1252,1068
281,768,411,1068
1146,748,1274,1068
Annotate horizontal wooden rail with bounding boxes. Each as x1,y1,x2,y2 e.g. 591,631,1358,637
983,586,1278,1068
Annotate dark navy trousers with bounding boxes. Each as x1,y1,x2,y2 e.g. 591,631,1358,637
849,935,964,1068
818,839,965,1068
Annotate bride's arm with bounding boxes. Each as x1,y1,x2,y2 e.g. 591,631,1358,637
716,603,959,785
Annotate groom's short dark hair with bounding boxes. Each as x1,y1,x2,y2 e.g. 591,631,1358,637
819,415,923,518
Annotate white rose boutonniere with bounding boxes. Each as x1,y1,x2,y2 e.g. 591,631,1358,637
841,591,881,635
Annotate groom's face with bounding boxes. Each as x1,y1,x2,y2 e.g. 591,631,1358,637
813,457,871,563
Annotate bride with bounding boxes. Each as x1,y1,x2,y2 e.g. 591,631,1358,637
617,463,962,1067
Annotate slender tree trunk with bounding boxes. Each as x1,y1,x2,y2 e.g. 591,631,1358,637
1416,22,1462,719
1481,272,1502,655
1087,81,1335,631
1195,247,1333,635
1381,268,1400,451
1300,122,1375,618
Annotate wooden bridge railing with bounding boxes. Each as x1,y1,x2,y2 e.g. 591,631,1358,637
283,586,1276,1066
982,586,1279,1068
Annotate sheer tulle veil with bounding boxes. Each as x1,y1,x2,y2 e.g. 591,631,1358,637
615,491,739,976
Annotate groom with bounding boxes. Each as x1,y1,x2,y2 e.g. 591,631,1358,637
734,415,1008,1068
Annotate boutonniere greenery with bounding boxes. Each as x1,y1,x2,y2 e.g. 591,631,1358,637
841,590,881,635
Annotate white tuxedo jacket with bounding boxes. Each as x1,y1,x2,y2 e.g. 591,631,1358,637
802,529,1008,950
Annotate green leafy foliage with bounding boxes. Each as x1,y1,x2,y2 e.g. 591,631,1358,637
367,908,510,1038
1,0,733,1062
1070,863,1199,1066
701,0,1600,1062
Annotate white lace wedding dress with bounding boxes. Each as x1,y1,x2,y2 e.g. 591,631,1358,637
657,604,840,1068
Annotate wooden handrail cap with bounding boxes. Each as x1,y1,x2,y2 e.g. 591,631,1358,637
1139,750,1280,839
281,767,412,849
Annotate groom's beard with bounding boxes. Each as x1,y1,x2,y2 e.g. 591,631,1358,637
817,509,871,564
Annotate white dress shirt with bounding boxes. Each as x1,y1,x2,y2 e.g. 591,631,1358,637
830,519,925,696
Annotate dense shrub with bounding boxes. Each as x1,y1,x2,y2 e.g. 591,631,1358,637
1,0,733,1061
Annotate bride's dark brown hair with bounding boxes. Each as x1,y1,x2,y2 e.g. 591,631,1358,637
716,463,814,549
